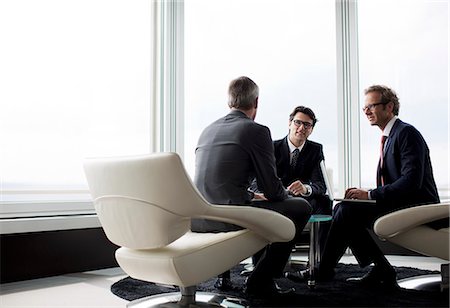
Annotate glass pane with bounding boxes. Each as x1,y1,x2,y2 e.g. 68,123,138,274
0,0,152,201
184,0,337,189
358,0,449,199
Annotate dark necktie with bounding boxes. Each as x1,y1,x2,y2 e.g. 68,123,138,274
379,135,388,185
291,148,300,169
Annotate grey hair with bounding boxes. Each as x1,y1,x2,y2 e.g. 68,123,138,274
228,76,259,110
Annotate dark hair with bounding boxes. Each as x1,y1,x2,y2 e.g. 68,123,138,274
364,85,400,115
228,76,259,110
289,106,318,126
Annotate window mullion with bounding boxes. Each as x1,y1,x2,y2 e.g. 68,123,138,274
152,0,184,156
336,0,361,195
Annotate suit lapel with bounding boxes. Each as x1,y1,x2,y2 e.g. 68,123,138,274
378,119,401,186
280,137,291,168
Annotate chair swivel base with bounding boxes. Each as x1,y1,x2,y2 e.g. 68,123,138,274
398,274,444,292
127,292,248,308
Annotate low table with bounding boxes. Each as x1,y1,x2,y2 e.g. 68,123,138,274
242,214,333,288
307,214,332,288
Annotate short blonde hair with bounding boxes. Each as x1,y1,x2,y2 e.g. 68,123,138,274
364,85,400,115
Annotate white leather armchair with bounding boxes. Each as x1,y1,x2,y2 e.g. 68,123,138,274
84,152,295,307
374,202,449,291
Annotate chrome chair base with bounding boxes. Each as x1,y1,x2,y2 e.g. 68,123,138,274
127,292,248,308
398,274,443,292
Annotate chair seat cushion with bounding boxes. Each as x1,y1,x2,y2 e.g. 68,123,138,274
116,230,268,287
388,226,449,261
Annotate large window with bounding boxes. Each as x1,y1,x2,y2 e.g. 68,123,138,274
184,0,338,188
2,0,448,233
358,0,449,199
0,0,152,203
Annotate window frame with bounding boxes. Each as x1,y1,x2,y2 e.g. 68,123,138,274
4,0,446,234
0,0,355,233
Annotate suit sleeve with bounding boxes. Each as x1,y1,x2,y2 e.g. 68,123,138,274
371,126,427,201
309,144,326,196
249,126,288,201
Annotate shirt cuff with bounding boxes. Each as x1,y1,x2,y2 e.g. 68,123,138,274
300,184,312,197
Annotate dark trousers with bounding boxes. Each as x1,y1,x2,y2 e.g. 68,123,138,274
252,195,333,264
252,195,331,268
319,201,392,272
197,197,311,283
247,197,312,283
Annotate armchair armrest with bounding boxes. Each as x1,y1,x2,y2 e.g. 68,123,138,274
94,195,296,244
374,202,449,239
199,204,296,243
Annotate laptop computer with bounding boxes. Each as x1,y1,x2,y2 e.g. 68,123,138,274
320,160,376,204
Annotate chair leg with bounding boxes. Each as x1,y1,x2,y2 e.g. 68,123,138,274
178,286,196,306
127,285,248,307
441,263,449,292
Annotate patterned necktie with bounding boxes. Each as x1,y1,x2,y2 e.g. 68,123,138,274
291,148,300,169
379,135,388,185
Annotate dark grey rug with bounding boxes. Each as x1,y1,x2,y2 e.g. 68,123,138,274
111,263,449,307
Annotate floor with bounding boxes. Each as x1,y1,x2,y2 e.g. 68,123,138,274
0,254,444,308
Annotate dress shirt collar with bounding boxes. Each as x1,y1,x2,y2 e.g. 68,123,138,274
383,116,398,137
287,137,306,154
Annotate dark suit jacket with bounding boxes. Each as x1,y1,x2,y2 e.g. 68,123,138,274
192,110,288,232
371,119,440,209
275,137,331,214
273,137,326,197
251,136,330,214
327,119,443,267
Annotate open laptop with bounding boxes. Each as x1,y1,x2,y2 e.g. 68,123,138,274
320,160,376,204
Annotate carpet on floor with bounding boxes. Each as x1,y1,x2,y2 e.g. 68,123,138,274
111,263,448,307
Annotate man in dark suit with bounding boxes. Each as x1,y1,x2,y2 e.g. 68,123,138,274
273,106,330,216
252,106,331,257
286,85,440,289
191,76,311,297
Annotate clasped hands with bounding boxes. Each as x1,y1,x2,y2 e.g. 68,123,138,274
287,180,307,196
251,179,307,201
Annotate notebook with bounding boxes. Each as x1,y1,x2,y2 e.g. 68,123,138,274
320,160,376,204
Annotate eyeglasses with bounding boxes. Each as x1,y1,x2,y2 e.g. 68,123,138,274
362,102,387,112
292,119,313,129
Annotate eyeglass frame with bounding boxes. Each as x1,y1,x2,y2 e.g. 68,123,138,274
362,102,388,112
292,119,314,129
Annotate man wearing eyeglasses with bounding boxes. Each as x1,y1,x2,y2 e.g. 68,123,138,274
286,85,440,289
274,106,330,214
248,106,331,275
252,106,330,213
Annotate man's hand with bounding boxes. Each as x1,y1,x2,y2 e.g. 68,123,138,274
253,192,268,201
344,187,369,200
287,180,307,196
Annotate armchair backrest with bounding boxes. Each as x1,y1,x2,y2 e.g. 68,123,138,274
83,152,210,249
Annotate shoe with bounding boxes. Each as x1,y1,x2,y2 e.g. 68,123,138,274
240,264,254,276
245,279,295,297
285,269,310,282
285,268,334,283
347,266,399,289
214,277,234,290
